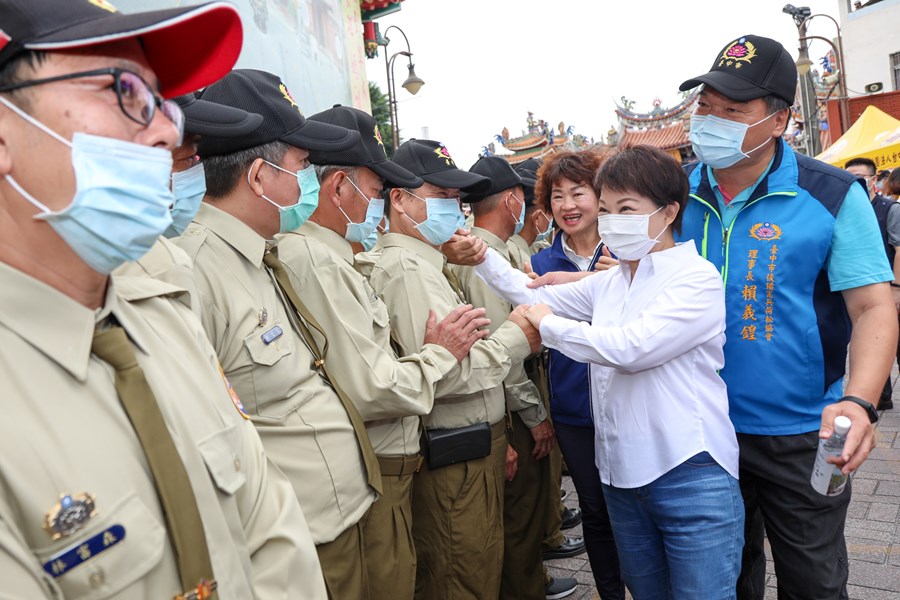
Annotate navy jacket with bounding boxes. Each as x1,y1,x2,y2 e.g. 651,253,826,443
531,235,605,427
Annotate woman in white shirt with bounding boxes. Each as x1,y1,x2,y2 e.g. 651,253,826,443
473,145,743,599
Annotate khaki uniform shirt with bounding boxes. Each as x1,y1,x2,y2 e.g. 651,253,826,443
113,237,199,315
276,222,458,456
0,262,324,599
366,233,531,430
451,227,547,429
174,203,374,544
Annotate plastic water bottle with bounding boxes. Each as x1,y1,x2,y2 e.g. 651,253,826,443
810,416,852,496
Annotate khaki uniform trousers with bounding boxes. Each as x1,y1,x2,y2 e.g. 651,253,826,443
364,455,423,600
501,411,554,599
413,421,507,600
317,513,370,600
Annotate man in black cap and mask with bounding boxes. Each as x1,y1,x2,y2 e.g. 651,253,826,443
0,1,325,598
115,92,263,313
508,158,553,262
174,69,381,599
677,35,896,599
449,156,579,600
367,139,542,599
274,105,492,600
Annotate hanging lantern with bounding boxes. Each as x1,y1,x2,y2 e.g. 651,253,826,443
363,21,379,59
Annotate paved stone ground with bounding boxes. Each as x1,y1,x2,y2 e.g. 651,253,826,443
546,389,900,600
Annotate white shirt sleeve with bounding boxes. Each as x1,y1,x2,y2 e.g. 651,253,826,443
474,247,597,322
539,269,725,373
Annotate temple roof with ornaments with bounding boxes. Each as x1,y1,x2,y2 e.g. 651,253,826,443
611,90,699,152
482,112,595,165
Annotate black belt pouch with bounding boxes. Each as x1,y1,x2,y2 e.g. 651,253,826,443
424,422,491,470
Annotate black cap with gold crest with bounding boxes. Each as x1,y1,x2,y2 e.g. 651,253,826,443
390,139,490,194
307,104,422,188
679,35,797,105
198,69,359,157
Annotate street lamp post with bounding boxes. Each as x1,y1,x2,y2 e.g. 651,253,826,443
783,4,821,156
797,13,850,139
381,26,425,151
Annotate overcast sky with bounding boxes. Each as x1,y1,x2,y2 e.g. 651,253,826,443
365,0,842,167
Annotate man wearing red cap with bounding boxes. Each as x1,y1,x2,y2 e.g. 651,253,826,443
0,1,323,598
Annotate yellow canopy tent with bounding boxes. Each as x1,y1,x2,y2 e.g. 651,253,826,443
816,105,900,170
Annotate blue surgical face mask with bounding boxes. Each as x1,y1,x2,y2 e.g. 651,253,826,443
361,228,379,251
341,177,386,243
507,192,525,235
254,161,320,233
689,111,777,169
535,210,553,242
166,162,206,238
0,95,174,274
403,190,465,245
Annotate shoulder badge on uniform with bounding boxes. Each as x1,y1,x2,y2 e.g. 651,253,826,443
217,361,250,420
44,492,97,540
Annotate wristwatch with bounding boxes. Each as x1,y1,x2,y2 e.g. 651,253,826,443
840,396,879,423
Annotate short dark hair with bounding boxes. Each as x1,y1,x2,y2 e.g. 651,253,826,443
877,170,891,183
764,94,791,115
534,149,607,212
593,145,688,235
844,157,877,175
887,169,900,197
0,51,48,108
204,141,290,198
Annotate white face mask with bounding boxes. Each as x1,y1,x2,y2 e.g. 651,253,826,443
596,206,667,261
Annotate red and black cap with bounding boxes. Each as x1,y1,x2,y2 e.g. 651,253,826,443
463,156,523,203
0,0,242,98
306,104,423,188
679,35,797,105
390,139,490,194
197,69,359,157
174,93,263,138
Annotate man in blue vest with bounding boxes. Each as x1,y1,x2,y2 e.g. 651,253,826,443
846,157,899,410
678,35,897,599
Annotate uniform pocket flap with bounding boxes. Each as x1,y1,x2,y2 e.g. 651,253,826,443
197,424,247,496
244,320,293,367
34,493,165,599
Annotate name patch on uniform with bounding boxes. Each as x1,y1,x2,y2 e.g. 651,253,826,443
261,325,283,345
42,525,125,578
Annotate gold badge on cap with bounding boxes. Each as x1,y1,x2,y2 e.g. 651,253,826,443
374,125,385,152
44,493,97,540
434,145,455,166
88,0,118,14
279,82,303,115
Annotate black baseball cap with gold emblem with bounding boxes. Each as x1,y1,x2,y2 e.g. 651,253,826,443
198,69,359,157
175,93,263,138
514,158,540,206
463,156,523,203
391,139,490,194
679,35,797,104
306,104,422,188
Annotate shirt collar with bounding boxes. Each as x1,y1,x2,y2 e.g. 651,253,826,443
380,232,447,273
285,221,354,265
194,202,268,268
707,154,776,203
471,226,510,259
618,242,699,283
0,264,169,381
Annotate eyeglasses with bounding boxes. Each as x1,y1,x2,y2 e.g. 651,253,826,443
0,68,184,143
